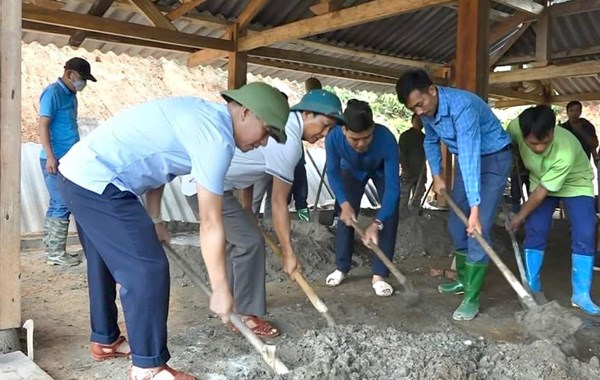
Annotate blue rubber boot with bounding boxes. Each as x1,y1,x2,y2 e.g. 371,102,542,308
571,253,600,316
523,249,544,293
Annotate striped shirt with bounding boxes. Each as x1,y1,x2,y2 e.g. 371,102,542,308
421,86,511,206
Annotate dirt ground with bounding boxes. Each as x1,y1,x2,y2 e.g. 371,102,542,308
19,212,600,379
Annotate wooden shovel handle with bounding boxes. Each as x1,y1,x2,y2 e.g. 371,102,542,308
349,220,412,289
163,242,290,375
262,232,336,326
440,191,537,309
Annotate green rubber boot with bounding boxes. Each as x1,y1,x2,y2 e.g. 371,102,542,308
438,250,466,294
453,262,488,321
297,208,310,222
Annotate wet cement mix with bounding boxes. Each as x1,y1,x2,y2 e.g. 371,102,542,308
269,325,600,380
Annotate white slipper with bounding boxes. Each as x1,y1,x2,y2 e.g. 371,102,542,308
326,270,346,286
372,280,394,297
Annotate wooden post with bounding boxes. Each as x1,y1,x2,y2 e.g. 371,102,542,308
227,25,247,90
439,0,490,206
0,0,23,343
455,0,490,98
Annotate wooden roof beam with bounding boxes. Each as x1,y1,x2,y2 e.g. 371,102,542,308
489,86,543,102
23,20,197,52
249,47,406,79
552,92,600,104
489,23,531,66
498,46,600,65
491,98,534,108
490,60,600,84
534,6,550,65
166,0,207,21
247,57,397,86
68,0,114,47
22,4,233,51
129,0,177,31
493,0,544,15
23,0,65,10
488,11,535,44
310,0,343,15
238,0,454,52
237,0,269,30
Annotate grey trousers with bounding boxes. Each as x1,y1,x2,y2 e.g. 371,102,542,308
252,176,273,218
186,191,266,316
399,175,426,209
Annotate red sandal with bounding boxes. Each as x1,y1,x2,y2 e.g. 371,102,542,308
127,364,197,380
90,336,131,361
229,315,280,338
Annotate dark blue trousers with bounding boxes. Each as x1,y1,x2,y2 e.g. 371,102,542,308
335,171,399,277
57,173,170,368
448,148,512,264
288,161,308,210
524,195,596,256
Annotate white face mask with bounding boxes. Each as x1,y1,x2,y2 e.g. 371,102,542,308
73,79,87,92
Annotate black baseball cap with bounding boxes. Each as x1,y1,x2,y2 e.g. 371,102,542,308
64,57,97,82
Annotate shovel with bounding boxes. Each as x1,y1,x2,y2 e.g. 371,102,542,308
163,242,290,375
350,220,420,305
501,202,549,304
262,232,337,327
441,190,581,341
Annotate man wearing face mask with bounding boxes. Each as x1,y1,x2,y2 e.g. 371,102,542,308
38,57,96,266
180,89,344,338
324,99,400,297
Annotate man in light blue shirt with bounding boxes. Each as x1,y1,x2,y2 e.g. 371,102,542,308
397,70,512,322
57,83,289,380
38,57,96,266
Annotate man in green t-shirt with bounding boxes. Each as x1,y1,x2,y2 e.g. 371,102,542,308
507,105,600,316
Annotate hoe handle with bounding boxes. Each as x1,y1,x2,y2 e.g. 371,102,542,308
262,232,337,326
441,191,537,309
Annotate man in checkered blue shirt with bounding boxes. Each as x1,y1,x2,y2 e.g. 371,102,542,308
396,69,512,322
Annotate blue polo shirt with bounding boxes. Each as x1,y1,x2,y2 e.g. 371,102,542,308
325,124,400,222
38,79,79,160
59,97,235,197
421,86,511,207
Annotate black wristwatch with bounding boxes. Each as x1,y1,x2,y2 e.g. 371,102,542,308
373,219,384,231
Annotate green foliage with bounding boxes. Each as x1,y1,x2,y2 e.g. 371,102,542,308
324,86,413,137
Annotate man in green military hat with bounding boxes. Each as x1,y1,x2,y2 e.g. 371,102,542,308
181,89,344,338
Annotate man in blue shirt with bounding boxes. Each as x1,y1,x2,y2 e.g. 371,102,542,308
38,57,96,267
57,83,289,380
325,99,400,297
396,70,512,321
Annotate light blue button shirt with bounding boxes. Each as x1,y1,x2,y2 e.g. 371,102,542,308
59,97,235,196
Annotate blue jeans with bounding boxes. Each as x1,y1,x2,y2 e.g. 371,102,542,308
40,158,71,220
524,195,596,256
57,173,171,368
448,148,513,264
335,171,399,277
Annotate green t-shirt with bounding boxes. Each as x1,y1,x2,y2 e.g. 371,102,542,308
507,119,594,198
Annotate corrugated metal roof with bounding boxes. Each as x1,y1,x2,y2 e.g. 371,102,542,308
20,0,600,98
506,10,600,57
